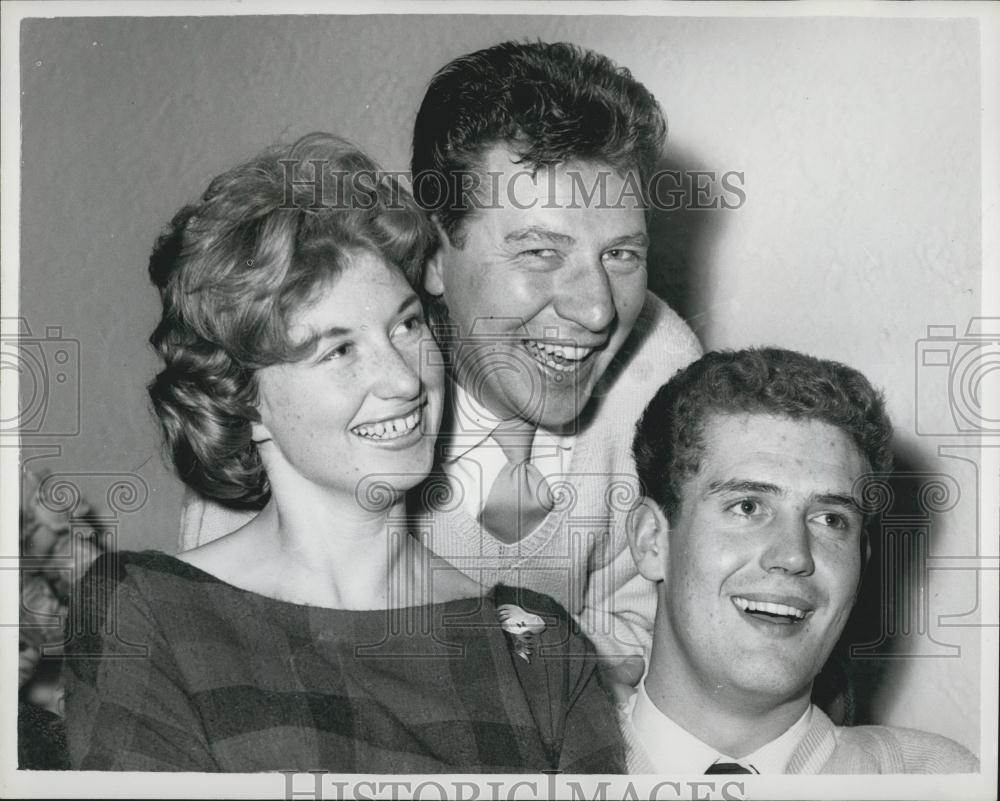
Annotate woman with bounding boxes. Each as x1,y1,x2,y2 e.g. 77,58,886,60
63,133,624,773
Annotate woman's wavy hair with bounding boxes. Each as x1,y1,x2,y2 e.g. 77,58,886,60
147,133,438,509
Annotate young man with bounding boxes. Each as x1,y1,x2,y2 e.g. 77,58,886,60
182,42,700,667
624,348,978,773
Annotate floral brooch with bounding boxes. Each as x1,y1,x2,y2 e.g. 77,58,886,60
497,604,546,663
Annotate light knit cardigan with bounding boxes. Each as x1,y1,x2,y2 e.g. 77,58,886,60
623,705,980,774
179,292,702,661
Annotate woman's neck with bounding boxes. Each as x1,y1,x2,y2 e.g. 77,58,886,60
233,473,421,609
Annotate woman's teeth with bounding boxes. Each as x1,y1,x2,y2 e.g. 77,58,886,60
351,409,421,440
523,340,595,372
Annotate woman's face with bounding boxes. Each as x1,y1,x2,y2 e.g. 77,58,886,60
252,251,444,504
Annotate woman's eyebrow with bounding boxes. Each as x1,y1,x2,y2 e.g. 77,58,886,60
397,293,421,314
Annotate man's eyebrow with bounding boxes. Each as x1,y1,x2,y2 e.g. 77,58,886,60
705,479,784,497
813,493,865,515
503,226,575,246
608,232,650,248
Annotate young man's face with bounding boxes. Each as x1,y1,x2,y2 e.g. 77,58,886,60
425,145,648,431
643,412,868,710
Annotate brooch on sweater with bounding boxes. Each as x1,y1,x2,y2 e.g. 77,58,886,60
497,604,546,663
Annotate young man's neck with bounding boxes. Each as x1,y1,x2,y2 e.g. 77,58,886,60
643,653,812,759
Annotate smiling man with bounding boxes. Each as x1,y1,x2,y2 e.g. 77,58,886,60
405,41,700,668
624,348,977,774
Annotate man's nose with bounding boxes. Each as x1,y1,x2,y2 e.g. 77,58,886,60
760,517,816,576
552,257,616,334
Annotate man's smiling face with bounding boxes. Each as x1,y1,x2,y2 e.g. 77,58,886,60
424,144,649,430
652,412,868,708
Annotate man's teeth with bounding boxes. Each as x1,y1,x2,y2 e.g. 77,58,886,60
733,597,807,619
523,340,595,371
351,410,421,440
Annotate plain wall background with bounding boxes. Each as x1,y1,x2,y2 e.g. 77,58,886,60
18,14,983,754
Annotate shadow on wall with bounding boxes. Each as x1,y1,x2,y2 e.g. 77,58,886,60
814,439,967,726
645,148,734,341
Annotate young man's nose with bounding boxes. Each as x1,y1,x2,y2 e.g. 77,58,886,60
552,257,616,333
761,518,816,576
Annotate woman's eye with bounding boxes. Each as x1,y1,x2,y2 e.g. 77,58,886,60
320,343,352,362
401,314,425,333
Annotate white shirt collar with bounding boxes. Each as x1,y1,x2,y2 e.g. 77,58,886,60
442,382,572,463
628,679,814,774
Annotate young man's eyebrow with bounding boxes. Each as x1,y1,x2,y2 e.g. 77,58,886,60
813,493,865,515
503,226,576,246
705,479,784,497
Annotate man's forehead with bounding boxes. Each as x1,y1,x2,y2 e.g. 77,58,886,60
695,412,870,488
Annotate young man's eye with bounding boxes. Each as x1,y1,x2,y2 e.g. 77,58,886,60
727,499,762,517
811,512,850,530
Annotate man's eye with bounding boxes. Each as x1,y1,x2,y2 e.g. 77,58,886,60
812,512,850,530
602,249,645,267
522,248,560,260
728,499,762,517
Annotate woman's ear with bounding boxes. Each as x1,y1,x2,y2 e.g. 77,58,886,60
626,497,669,582
250,420,272,446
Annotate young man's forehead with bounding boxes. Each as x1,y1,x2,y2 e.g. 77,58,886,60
694,412,870,484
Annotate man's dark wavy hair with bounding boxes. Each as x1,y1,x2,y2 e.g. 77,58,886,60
633,347,894,523
410,40,667,247
147,133,438,509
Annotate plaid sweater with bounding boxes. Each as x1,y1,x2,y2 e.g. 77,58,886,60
180,293,702,661
64,551,624,773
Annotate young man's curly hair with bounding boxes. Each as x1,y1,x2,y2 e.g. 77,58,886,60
632,347,894,523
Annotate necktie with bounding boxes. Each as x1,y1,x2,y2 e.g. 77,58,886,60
479,423,554,544
705,761,755,774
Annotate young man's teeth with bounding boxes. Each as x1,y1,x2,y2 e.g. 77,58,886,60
524,340,594,371
733,597,807,619
352,410,421,440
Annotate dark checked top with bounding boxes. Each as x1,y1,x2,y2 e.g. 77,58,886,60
63,550,624,773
